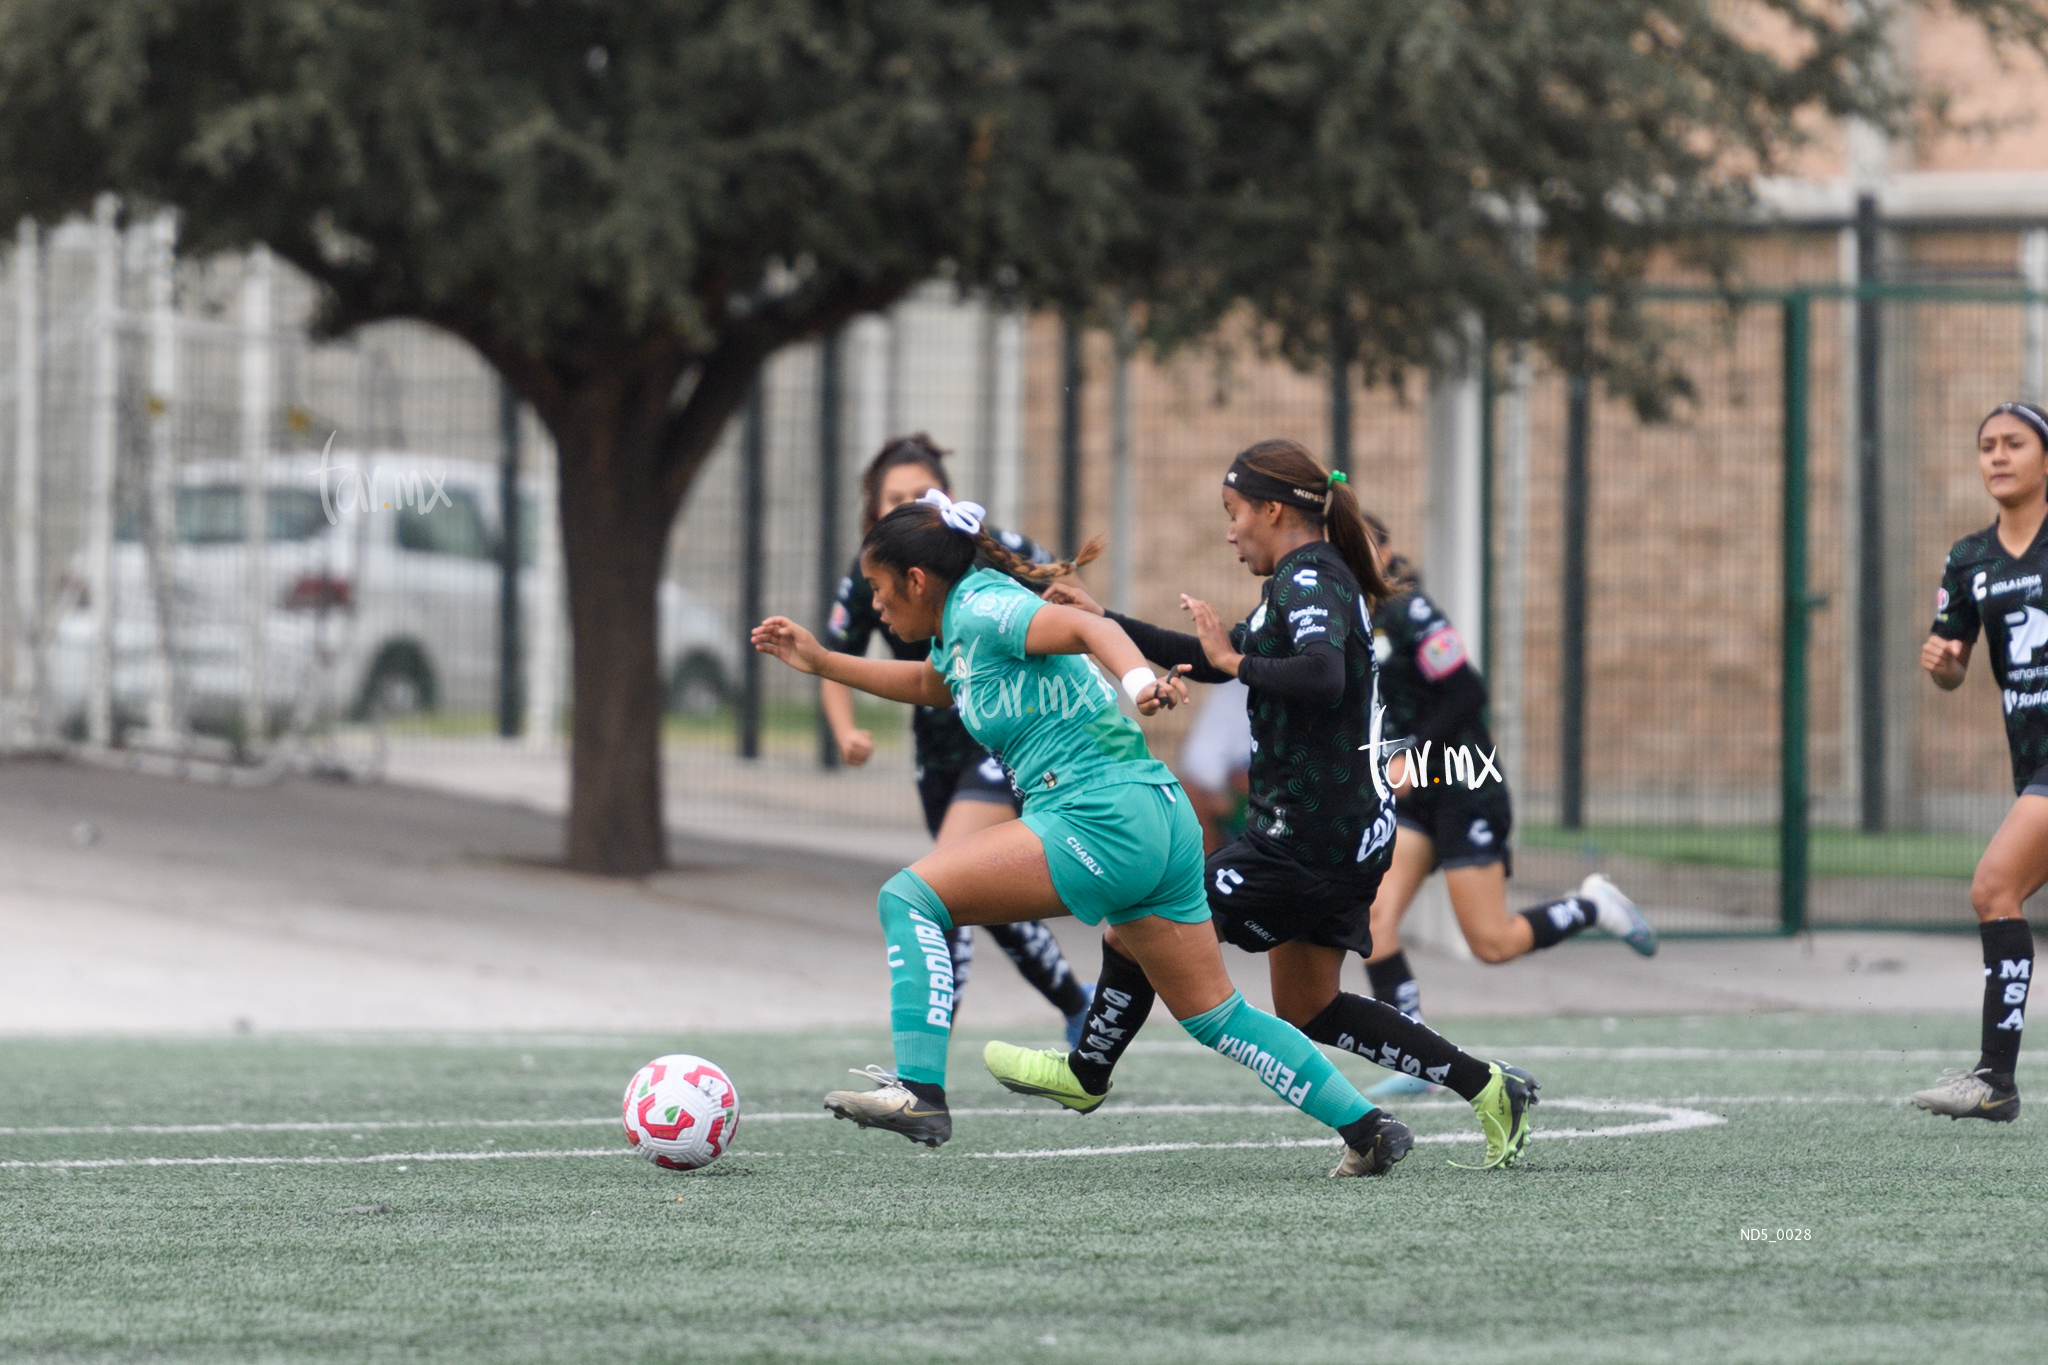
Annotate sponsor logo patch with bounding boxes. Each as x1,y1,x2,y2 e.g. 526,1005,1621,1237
1417,625,1467,681
1408,596,1433,622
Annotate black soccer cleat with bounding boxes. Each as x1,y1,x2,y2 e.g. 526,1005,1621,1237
1330,1109,1415,1178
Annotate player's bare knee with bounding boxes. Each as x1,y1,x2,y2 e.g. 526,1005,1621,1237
1971,878,2023,921
1467,927,1520,964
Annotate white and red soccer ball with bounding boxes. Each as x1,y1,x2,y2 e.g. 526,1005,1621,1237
621,1054,739,1171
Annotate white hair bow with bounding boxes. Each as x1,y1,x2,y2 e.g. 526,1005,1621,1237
919,488,986,538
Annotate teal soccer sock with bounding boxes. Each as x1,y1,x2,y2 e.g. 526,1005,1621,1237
877,869,957,1086
1180,990,1374,1131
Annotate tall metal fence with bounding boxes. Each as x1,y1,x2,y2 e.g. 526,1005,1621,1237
3,203,2043,932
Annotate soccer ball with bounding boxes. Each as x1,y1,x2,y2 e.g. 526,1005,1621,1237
621,1054,740,1171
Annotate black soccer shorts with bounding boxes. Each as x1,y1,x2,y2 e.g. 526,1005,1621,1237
1394,779,1514,875
1203,833,1386,956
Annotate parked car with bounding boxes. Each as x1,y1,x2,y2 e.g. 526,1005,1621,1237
48,451,738,735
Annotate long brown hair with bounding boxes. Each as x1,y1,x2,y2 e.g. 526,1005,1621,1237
859,435,951,533
1231,438,1393,606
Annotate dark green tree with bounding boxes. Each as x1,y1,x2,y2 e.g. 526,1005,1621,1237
0,1,1226,873
1154,0,2048,410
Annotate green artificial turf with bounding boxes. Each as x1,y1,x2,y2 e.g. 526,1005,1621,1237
3,1016,2042,1364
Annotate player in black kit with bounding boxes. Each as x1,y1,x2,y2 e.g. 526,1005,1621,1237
1913,401,2048,1122
983,438,1538,1168
1356,517,1655,1095
822,436,1093,1045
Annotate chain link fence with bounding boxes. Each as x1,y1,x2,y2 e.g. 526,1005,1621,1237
2,207,2042,930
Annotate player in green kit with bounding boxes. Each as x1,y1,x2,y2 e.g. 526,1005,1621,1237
752,489,1416,1176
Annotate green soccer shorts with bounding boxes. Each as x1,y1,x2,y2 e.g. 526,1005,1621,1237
1022,780,1212,928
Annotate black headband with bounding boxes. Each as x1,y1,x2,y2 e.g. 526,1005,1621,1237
1224,457,1330,514
1982,402,2048,447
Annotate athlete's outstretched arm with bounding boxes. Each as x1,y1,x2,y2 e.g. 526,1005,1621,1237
1023,604,1190,713
1042,581,1234,683
753,616,952,707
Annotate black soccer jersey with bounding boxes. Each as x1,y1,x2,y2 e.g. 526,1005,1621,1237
1227,541,1397,876
825,527,1050,775
1932,519,2048,793
1370,583,1499,788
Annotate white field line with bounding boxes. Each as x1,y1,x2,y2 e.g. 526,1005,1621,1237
0,1100,1722,1170
0,1093,1906,1140
965,1100,1724,1160
1127,1042,2044,1065
0,1148,631,1171
0,1102,1365,1138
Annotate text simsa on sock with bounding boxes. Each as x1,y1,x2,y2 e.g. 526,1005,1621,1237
1979,917,2034,1077
1303,993,1492,1101
876,870,957,1088
1068,939,1155,1095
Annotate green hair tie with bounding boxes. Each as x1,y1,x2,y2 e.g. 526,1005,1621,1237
1328,470,1347,485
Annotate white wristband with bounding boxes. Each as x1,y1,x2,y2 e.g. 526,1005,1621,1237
1121,667,1159,706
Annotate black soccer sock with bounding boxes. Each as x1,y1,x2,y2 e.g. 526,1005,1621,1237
1365,951,1423,1022
1978,918,2034,1078
1303,993,1493,1101
1519,895,1599,950
985,920,1091,1018
1067,940,1155,1095
902,1079,947,1109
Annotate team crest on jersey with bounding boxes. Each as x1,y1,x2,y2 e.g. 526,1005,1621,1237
827,602,850,635
1936,586,1949,615
1373,631,1393,665
1408,596,1433,622
1417,625,1467,681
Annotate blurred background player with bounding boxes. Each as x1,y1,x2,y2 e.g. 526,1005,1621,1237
1358,514,1655,1095
822,436,1092,1046
1914,401,2048,1123
1178,677,1252,853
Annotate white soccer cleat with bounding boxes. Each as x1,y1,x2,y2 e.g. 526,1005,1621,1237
1580,873,1657,956
1910,1067,2018,1123
823,1065,953,1148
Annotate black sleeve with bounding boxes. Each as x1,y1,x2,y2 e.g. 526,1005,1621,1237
1105,610,1234,684
825,565,878,656
1236,641,1345,707
1407,666,1489,747
1931,544,1982,643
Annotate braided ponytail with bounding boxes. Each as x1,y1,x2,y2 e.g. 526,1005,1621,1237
974,529,1105,587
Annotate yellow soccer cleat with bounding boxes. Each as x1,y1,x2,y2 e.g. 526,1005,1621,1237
1462,1062,1537,1169
982,1041,1109,1114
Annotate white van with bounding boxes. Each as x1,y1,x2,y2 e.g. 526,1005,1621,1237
48,452,737,736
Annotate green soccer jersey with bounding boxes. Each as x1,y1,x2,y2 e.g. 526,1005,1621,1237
934,567,1177,807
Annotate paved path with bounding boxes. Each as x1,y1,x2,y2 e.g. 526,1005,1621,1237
0,758,1986,1035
